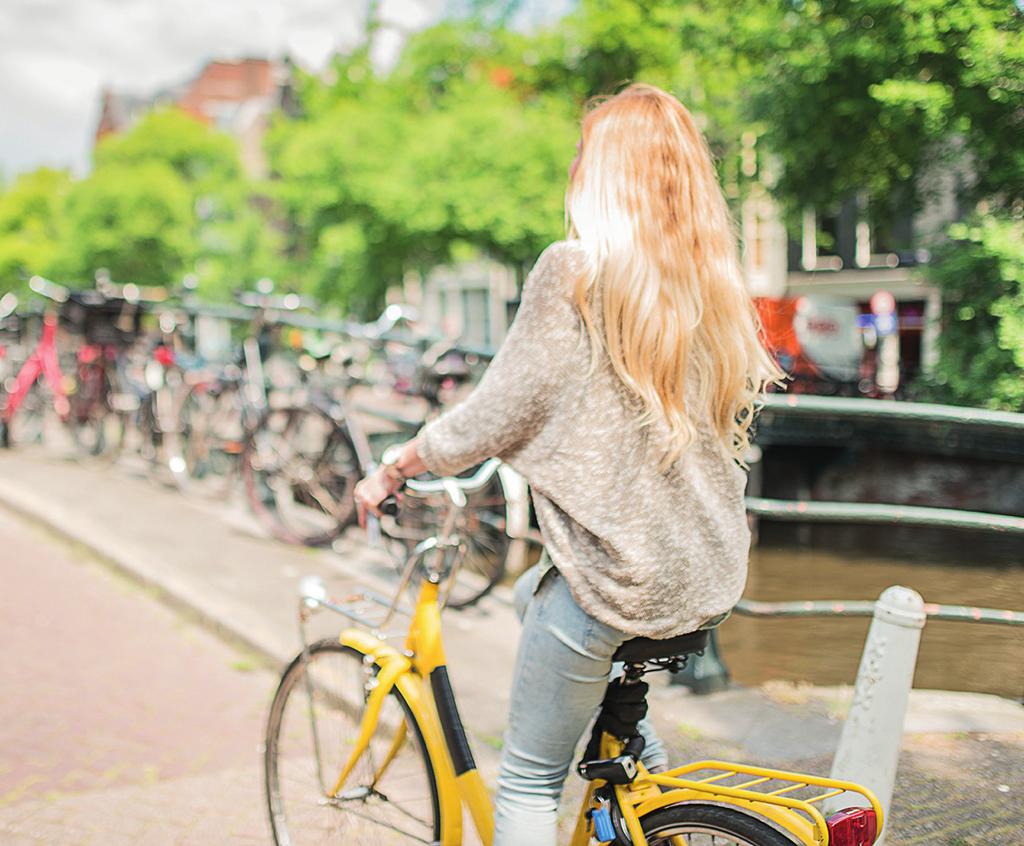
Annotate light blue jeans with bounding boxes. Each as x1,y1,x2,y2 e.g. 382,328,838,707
493,561,668,846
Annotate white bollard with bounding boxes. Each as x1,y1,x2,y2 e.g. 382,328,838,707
828,585,926,845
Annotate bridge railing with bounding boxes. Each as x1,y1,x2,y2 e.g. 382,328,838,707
732,597,1024,626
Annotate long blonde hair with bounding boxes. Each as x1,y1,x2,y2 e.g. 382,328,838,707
566,83,783,468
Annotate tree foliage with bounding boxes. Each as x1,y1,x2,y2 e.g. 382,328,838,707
0,168,71,293
95,109,243,190
59,161,195,287
915,213,1024,411
744,0,1023,215
267,26,578,314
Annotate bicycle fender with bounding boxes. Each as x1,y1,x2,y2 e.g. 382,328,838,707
339,629,466,846
630,789,822,845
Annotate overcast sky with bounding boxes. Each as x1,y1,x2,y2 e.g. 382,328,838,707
0,0,455,179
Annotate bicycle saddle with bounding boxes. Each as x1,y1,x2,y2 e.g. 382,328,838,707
613,629,709,663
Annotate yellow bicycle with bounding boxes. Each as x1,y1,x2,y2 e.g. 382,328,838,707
264,466,883,845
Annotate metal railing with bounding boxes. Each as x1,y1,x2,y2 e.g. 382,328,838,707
745,496,1024,535
733,597,1024,626
760,393,1024,431
747,395,1024,534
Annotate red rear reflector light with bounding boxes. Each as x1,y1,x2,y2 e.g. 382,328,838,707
826,807,878,846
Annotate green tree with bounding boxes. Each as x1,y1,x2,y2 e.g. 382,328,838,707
915,213,1024,411
92,108,281,298
95,108,242,191
267,27,578,316
745,0,1023,215
0,168,72,293
58,161,195,287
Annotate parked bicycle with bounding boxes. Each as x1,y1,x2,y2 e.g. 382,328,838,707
113,305,197,486
265,472,882,846
242,327,527,608
0,276,144,454
0,278,71,449
173,284,310,492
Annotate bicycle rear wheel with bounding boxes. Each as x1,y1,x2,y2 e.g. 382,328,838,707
638,802,797,845
265,640,440,846
66,374,114,457
2,381,49,447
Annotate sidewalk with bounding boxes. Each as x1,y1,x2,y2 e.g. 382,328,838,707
1,447,1021,843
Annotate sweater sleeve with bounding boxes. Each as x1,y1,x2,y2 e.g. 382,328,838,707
417,241,586,477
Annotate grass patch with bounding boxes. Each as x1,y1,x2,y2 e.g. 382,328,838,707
677,722,705,742
478,733,504,751
231,657,260,673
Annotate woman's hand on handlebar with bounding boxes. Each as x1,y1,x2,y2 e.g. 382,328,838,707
354,438,430,527
354,467,402,527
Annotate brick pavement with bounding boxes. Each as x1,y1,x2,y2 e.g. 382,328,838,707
0,509,270,844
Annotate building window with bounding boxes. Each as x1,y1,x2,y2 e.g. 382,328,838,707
801,205,845,271
460,288,491,347
798,192,916,272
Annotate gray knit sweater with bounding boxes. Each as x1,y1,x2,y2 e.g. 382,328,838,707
418,240,751,638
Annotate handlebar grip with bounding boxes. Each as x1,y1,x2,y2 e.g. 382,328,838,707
380,496,399,517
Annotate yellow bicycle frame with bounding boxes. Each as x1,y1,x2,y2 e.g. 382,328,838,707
324,577,883,846
334,579,495,845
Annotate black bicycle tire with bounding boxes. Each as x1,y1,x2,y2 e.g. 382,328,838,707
242,404,359,546
264,639,441,846
67,402,109,457
636,802,798,845
66,359,115,457
2,381,47,447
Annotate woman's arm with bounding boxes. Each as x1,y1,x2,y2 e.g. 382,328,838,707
416,241,584,476
354,242,584,519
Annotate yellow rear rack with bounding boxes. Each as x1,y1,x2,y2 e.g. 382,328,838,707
633,760,883,845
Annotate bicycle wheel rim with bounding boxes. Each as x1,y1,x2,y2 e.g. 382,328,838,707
265,641,440,846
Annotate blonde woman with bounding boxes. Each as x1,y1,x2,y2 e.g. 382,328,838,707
355,83,782,846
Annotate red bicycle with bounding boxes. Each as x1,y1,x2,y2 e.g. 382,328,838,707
1,276,141,453
0,279,70,448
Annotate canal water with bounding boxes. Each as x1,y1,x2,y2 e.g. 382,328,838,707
718,544,1024,701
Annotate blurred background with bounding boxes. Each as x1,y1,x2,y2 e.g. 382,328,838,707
0,2,1021,843
0,0,1020,405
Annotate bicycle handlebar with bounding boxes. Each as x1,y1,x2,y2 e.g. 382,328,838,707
404,457,501,500
368,458,502,535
